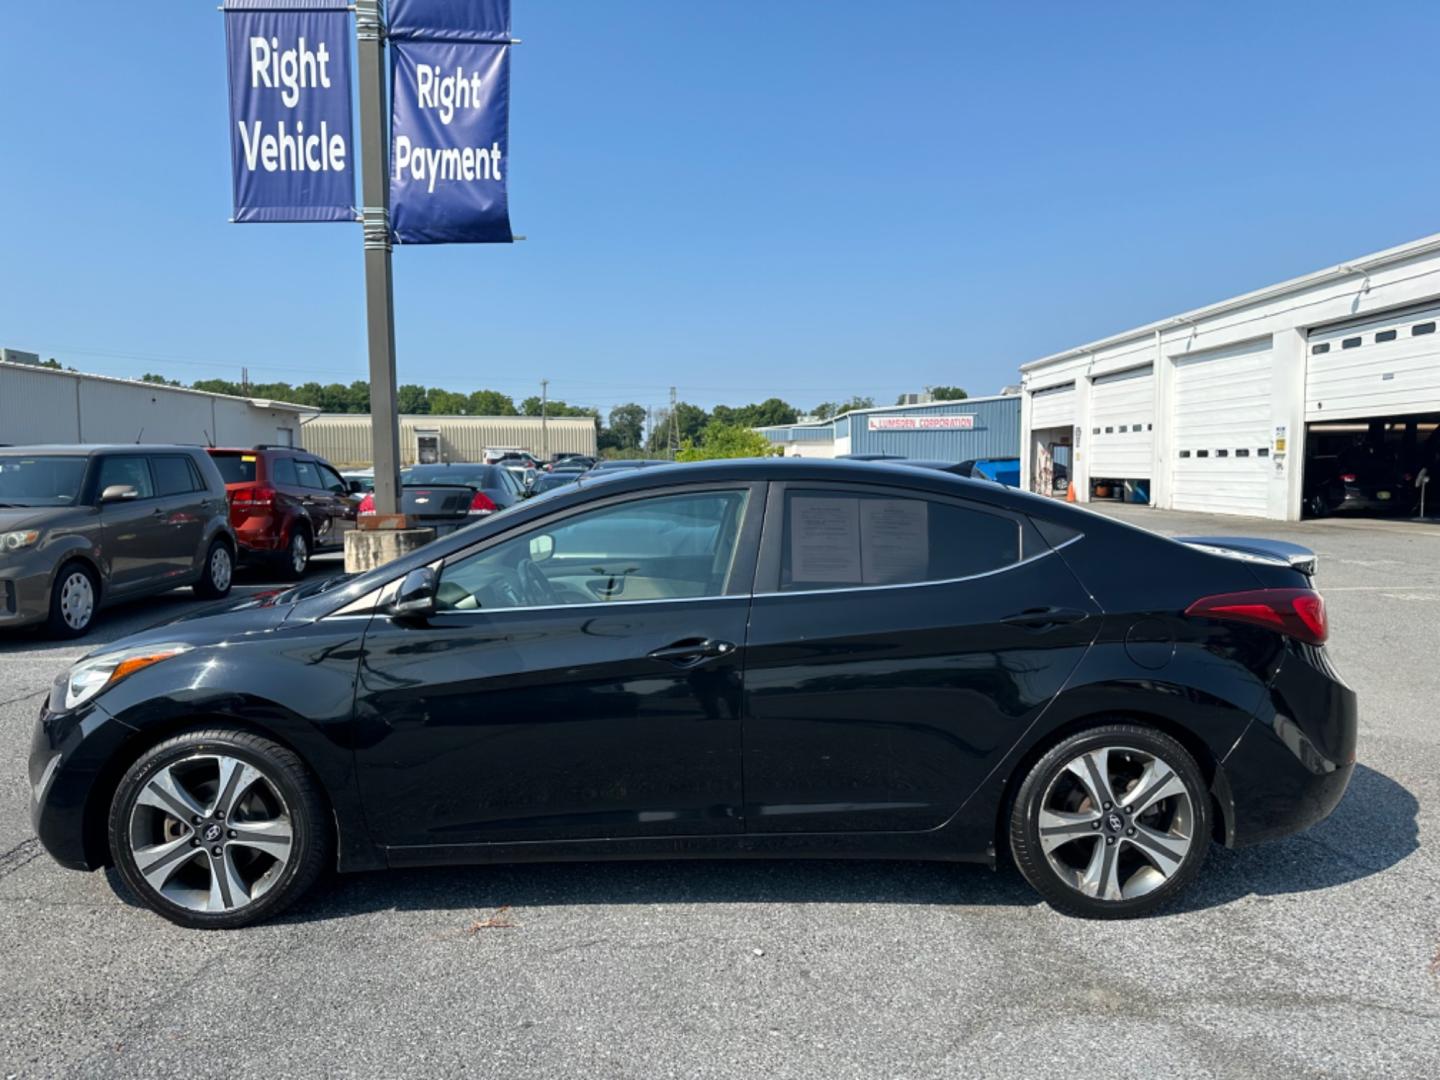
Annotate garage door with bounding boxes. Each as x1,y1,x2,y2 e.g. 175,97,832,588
1089,365,1154,479
1171,338,1273,516
1306,303,1440,421
1029,382,1075,428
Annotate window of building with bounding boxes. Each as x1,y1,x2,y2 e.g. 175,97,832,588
1414,322,1436,336
1342,337,1362,349
1311,342,1330,355
1376,329,1398,343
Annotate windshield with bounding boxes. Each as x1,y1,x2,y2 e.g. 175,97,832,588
0,455,89,507
208,452,258,484
403,465,499,487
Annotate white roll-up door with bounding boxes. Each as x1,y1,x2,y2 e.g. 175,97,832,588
1029,382,1075,428
1306,303,1440,421
1171,338,1273,516
1089,365,1154,479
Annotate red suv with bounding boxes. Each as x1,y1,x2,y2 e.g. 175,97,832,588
206,446,356,577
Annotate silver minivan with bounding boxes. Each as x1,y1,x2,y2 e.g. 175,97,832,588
0,445,237,637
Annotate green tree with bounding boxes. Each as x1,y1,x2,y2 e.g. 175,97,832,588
141,372,181,386
426,388,469,415
467,389,518,416
930,385,968,401
647,401,709,452
811,402,837,421
677,422,778,462
397,384,430,414
521,396,597,419
833,395,875,416
192,378,243,396
606,403,647,450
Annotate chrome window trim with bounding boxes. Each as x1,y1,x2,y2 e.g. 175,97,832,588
756,535,1078,600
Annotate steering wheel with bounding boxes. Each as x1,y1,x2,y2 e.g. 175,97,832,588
517,558,560,606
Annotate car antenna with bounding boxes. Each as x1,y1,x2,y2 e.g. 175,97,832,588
135,427,144,444
203,428,214,448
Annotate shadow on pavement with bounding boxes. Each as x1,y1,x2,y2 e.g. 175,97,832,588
245,764,1415,926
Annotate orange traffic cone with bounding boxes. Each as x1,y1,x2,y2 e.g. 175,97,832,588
1065,481,1076,503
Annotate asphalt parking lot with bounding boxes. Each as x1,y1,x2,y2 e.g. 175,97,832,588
1,514,1437,1079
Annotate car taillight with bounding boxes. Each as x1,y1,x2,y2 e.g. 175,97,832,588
1340,472,1358,483
357,493,375,515
232,485,276,508
1185,588,1328,645
468,491,497,515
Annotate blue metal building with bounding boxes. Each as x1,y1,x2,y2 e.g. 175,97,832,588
758,394,1020,462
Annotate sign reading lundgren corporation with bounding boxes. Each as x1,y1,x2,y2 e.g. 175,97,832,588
223,0,356,223
388,0,513,244
868,414,976,431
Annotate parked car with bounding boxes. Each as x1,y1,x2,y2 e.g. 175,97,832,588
547,454,596,471
207,446,355,579
340,469,374,495
358,462,526,534
1303,449,1413,517
30,458,1354,927
483,448,542,469
897,458,1021,486
590,459,673,471
531,470,583,495
501,462,539,494
0,445,235,637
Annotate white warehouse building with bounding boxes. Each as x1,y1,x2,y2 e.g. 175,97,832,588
1019,232,1440,520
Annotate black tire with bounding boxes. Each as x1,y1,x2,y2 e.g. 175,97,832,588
45,561,99,639
279,527,310,580
108,727,330,929
1009,723,1210,919
193,539,235,600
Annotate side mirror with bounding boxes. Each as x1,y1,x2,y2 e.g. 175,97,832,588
388,567,438,620
528,534,554,562
100,484,139,504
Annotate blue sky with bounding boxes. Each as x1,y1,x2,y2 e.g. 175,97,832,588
3,1,1439,418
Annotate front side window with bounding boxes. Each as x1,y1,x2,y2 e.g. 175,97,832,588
314,463,348,495
437,490,749,612
779,489,1022,590
294,459,322,489
96,456,154,500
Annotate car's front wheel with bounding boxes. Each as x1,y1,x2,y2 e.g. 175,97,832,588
108,728,330,929
46,562,98,638
1009,724,1210,918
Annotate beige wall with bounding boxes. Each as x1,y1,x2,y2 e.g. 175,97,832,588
300,414,599,467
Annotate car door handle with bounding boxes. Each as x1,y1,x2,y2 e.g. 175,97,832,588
1001,607,1089,630
648,637,736,667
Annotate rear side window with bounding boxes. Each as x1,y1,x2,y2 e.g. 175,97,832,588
208,453,257,485
151,455,199,496
294,459,322,489
779,489,1022,590
271,457,299,487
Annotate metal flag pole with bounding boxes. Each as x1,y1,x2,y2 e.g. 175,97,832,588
356,0,403,518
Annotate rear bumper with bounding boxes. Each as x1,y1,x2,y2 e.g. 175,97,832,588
1220,642,1358,847
232,513,286,555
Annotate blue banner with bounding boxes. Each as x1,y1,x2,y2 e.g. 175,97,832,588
389,0,511,43
223,1,356,223
390,39,512,244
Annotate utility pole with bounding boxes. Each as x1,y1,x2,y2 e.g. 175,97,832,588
540,378,549,461
668,385,679,460
356,0,403,516
645,405,653,453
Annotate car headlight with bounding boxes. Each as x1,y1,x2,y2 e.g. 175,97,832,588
0,529,40,553
63,643,193,711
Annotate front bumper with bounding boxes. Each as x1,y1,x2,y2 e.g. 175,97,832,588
0,560,56,629
29,694,137,871
1220,642,1358,847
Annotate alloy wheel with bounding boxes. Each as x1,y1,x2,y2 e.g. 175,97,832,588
58,571,94,630
126,754,294,914
210,546,233,592
291,534,309,575
1036,745,1195,902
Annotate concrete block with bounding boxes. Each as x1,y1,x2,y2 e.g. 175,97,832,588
344,528,436,573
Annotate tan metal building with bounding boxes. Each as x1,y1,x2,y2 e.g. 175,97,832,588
300,413,598,467
0,360,316,448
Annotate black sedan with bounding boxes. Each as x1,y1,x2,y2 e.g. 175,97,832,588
30,459,1355,928
357,463,526,533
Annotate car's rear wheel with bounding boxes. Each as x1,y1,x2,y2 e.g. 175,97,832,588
1009,724,1210,918
280,528,310,580
108,728,330,929
193,540,234,600
46,562,98,638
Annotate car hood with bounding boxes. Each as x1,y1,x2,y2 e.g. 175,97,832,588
78,574,356,658
0,506,75,532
